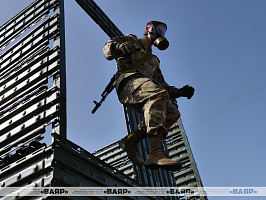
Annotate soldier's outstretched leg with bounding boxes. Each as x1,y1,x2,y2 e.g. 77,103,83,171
144,128,182,171
118,78,182,170
120,129,147,165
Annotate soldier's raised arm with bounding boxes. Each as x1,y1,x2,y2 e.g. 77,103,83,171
102,36,137,60
102,38,120,60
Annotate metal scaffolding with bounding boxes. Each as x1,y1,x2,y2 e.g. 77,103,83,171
0,0,207,199
76,1,207,199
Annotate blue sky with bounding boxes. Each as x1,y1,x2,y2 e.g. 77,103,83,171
1,1,266,199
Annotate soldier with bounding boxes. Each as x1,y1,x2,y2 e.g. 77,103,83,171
102,21,194,171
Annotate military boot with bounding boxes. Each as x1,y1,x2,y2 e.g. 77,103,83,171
144,132,182,171
120,129,147,165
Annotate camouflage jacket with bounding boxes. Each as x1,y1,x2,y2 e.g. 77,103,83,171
102,34,173,92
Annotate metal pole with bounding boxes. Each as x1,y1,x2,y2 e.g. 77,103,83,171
53,0,67,138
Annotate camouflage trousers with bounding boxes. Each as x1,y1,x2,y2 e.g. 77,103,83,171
117,76,180,136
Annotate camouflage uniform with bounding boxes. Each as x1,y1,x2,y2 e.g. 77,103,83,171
102,34,180,136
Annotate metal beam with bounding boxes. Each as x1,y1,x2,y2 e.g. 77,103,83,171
52,0,67,138
75,2,180,196
75,0,123,38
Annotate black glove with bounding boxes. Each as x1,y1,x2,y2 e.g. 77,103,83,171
115,42,137,57
171,85,195,99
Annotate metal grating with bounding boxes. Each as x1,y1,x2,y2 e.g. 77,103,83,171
0,0,66,198
0,1,177,200
0,0,57,51
165,120,208,200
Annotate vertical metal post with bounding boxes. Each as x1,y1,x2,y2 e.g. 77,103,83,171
53,0,67,138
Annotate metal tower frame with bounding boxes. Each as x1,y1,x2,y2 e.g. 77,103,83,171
0,0,207,199
76,1,207,200
1,1,162,200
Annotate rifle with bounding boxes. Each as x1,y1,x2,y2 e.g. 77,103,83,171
91,74,116,114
